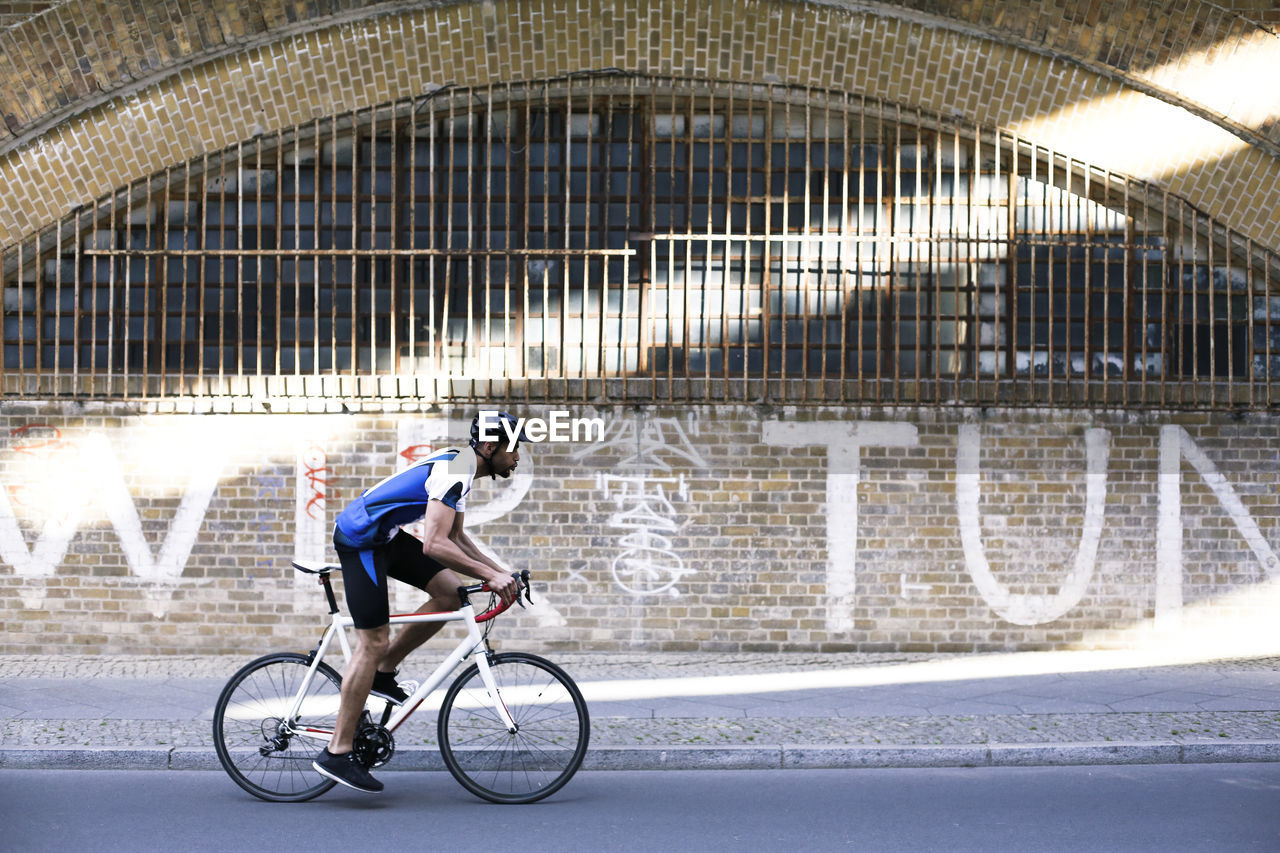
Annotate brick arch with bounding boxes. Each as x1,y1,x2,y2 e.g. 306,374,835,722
2,0,1279,250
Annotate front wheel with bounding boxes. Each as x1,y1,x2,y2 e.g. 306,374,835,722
213,652,342,802
438,652,590,804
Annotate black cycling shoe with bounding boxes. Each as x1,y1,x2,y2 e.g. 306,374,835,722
312,748,384,793
370,670,410,705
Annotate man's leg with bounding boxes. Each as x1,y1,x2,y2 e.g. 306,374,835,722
329,624,389,754
378,569,463,673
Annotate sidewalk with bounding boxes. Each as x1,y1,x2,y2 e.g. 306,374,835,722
2,651,1279,771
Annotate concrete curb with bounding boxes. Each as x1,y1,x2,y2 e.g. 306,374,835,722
3,741,1279,771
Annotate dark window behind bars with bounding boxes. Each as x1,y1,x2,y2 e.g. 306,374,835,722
2,75,1277,408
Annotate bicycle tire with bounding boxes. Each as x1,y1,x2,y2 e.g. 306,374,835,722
438,652,590,804
212,652,342,802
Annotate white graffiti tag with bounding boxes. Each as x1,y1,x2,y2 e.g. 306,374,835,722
573,413,708,596
597,472,694,596
956,425,1111,626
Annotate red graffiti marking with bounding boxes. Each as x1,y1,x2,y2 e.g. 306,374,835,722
399,443,437,465
4,424,77,522
301,446,333,521
8,424,70,456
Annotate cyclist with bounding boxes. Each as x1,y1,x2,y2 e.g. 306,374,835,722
313,411,526,793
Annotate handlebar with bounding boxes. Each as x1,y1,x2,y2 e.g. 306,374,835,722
459,569,532,623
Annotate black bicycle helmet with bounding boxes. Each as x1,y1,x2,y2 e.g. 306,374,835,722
469,410,528,450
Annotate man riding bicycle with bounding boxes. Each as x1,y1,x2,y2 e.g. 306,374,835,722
313,411,526,793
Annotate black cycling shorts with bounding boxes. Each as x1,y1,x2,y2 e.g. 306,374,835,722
335,530,449,629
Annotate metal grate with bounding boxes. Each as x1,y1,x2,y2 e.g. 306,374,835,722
3,74,1277,408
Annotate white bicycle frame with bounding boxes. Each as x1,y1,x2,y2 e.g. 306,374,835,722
285,598,517,743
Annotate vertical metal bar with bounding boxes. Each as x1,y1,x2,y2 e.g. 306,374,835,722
703,83,715,401
818,95,832,399
18,233,29,390
966,121,979,403
1045,146,1056,406
466,96,481,397
720,85,733,403
329,116,338,380
196,156,207,391
349,114,359,383
441,100,456,385
891,105,902,402
520,89,533,402
854,95,866,401
799,95,813,404
1118,173,1129,408
370,107,380,382
122,184,134,391
1190,204,1200,406
54,213,64,390
560,87,572,402
1083,159,1094,403
872,102,884,401
599,85,612,393
1140,181,1150,406
930,121,941,402
912,112,923,402
72,208,83,391
1244,237,1254,407
406,108,417,389
235,141,246,384
669,87,681,403
1161,190,1172,408
542,86,553,397
584,79,596,402
620,81,636,400
838,92,850,403
1026,142,1038,404
1225,228,1235,403
745,92,757,399
989,127,1001,404
179,163,190,389
1,245,8,394
1265,244,1273,409
503,86,516,401
952,119,963,403
254,140,264,381
762,96,775,402
312,119,321,383
389,105,399,387
428,100,439,383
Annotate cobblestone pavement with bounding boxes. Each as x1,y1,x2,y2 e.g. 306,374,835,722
2,652,1278,766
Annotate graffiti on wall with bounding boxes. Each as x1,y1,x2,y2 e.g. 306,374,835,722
763,420,919,631
765,418,1279,632
0,421,226,611
956,425,1111,626
572,412,708,596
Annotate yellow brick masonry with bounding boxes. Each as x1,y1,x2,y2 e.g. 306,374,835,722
1,402,1277,655
0,1,1278,252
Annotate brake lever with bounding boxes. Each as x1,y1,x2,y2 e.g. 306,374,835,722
519,569,532,606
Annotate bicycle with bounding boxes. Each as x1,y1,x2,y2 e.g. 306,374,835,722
212,563,589,804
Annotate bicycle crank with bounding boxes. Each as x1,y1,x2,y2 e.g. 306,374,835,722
353,721,395,768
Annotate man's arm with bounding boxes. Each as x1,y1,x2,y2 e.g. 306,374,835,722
420,500,517,599
449,512,505,575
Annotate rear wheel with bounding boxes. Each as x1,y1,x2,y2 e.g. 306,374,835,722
213,652,342,802
438,652,590,804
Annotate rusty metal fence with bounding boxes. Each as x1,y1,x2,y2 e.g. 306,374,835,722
3,74,1277,408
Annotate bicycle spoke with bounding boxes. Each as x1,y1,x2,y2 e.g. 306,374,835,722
214,653,342,802
439,653,588,803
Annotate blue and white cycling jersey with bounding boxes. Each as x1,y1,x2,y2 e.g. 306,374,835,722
334,446,476,549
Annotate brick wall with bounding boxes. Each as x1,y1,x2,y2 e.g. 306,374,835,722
3,401,1276,655
2,0,1279,255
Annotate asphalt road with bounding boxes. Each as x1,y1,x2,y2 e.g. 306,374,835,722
3,765,1278,852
